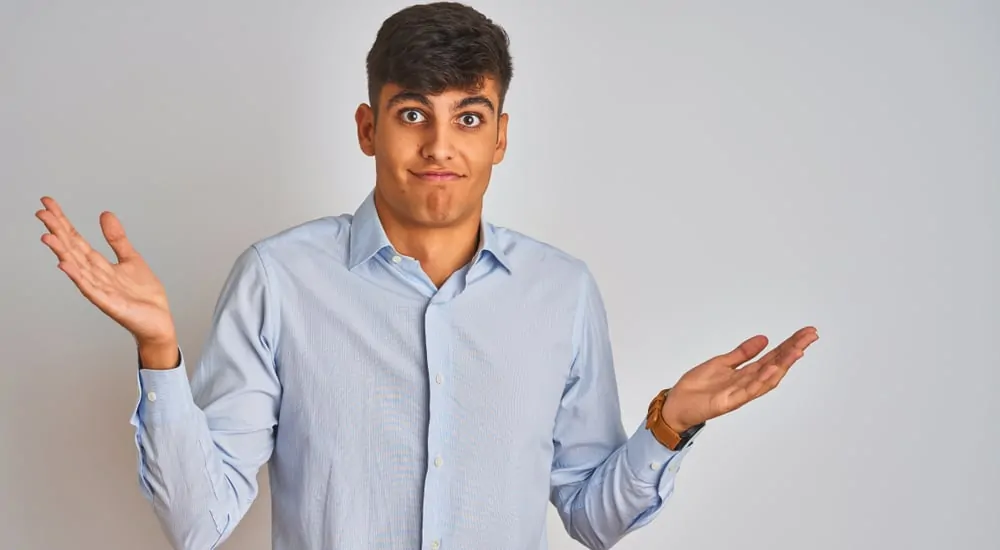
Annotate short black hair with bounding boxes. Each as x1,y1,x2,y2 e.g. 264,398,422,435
366,2,514,115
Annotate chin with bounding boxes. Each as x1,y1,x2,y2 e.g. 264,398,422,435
379,177,481,228
414,210,463,228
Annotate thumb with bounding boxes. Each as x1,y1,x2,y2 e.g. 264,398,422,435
716,334,768,368
100,211,137,262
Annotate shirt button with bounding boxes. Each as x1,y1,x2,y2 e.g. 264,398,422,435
435,373,443,384
430,541,440,550
391,255,402,263
649,462,660,470
147,392,157,402
668,464,679,473
434,456,443,468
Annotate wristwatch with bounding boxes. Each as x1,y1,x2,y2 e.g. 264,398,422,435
646,388,704,451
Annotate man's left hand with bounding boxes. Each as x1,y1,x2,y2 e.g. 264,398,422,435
660,327,819,432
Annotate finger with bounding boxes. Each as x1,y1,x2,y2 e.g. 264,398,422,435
41,231,116,294
40,226,117,296
40,196,67,219
40,233,75,264
100,211,137,262
772,329,818,372
789,326,819,350
39,201,118,308
775,345,806,370
52,243,98,288
754,364,786,396
739,364,784,401
39,197,80,240
35,209,79,247
796,329,820,352
36,202,92,268
37,213,90,272
38,199,118,278
736,340,809,398
716,334,768,369
726,333,811,407
755,326,818,368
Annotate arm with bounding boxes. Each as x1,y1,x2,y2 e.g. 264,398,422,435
129,245,280,549
36,197,281,548
549,268,699,550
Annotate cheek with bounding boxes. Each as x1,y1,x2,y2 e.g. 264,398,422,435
465,133,499,163
375,135,416,172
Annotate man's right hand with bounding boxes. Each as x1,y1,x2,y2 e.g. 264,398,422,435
36,196,180,370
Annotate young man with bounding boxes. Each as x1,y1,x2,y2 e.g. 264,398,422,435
36,3,817,549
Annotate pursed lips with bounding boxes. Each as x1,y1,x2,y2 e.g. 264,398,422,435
410,170,464,182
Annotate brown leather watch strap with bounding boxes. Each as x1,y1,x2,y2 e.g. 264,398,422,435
645,388,684,450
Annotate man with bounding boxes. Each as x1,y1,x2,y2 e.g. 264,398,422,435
36,3,818,549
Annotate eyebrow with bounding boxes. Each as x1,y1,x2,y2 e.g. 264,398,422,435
385,91,496,114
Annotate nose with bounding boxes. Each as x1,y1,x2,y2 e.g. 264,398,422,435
419,120,456,162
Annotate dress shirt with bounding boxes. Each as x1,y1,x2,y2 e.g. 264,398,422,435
129,190,699,550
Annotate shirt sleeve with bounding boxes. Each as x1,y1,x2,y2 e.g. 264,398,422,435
548,266,702,550
128,244,281,549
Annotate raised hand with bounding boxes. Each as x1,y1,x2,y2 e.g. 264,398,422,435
660,327,819,431
36,196,179,369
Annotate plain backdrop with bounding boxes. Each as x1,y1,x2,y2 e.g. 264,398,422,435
2,1,997,549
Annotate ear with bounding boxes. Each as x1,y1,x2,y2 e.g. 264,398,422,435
492,112,509,165
355,103,376,157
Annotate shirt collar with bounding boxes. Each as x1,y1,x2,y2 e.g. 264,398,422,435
347,190,511,273
477,217,511,273
347,191,394,269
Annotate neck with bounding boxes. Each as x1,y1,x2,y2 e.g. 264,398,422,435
373,194,482,288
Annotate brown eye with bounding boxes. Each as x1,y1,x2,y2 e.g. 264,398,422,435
459,113,482,128
401,109,425,123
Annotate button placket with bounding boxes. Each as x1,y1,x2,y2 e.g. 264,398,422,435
421,300,452,550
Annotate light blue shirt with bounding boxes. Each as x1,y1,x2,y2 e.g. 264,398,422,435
129,191,699,550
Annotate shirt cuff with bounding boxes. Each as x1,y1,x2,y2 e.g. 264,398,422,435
134,352,195,425
624,419,701,486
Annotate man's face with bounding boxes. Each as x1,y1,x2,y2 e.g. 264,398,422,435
355,77,508,230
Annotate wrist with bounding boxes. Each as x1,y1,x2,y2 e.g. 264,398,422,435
660,410,692,433
659,394,695,433
646,388,704,451
138,338,180,370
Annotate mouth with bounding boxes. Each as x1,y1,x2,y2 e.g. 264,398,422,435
410,170,464,182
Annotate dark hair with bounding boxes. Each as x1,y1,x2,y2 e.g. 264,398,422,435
366,2,513,115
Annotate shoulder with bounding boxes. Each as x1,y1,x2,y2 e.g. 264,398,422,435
247,214,353,268
491,224,598,293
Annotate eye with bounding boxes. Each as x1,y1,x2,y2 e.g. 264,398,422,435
458,113,483,128
400,109,426,123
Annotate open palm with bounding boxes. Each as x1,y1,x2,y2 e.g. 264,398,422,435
662,327,819,431
36,196,176,346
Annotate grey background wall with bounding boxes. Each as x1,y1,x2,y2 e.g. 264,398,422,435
2,1,997,548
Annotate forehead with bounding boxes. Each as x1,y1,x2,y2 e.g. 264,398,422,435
378,77,502,108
